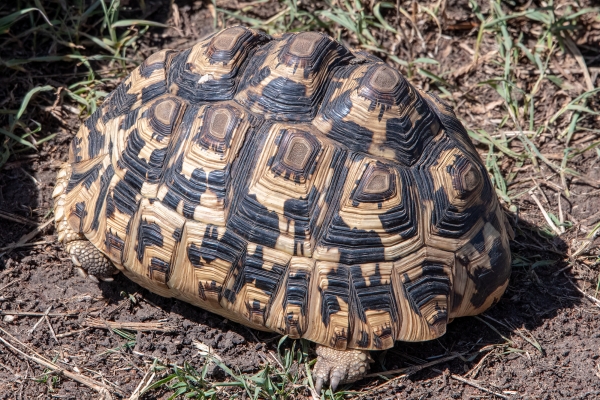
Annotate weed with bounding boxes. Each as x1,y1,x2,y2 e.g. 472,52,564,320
33,355,61,391
142,337,356,399
0,0,168,167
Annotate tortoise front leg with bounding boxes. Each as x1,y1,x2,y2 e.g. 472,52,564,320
313,345,373,393
65,239,118,282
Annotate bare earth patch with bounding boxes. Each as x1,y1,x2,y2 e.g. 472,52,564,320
0,0,599,399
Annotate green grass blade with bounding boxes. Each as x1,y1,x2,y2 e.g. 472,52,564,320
0,7,52,34
0,128,37,149
111,19,171,29
12,85,54,131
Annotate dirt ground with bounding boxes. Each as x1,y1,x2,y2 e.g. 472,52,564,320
0,0,599,399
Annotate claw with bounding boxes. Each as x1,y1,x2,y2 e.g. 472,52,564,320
98,276,114,282
71,255,82,267
88,275,99,283
330,373,341,393
313,345,372,393
75,266,87,278
315,377,324,394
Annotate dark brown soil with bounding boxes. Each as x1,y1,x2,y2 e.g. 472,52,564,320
0,1,599,399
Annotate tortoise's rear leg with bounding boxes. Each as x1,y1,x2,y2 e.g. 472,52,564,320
53,164,118,282
313,345,372,393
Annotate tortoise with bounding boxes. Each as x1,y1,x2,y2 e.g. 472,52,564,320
53,26,512,392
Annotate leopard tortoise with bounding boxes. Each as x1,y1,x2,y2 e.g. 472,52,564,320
53,26,512,391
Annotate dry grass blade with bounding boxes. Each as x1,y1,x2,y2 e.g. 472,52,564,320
560,32,594,92
128,366,156,400
193,339,225,363
83,317,176,332
0,326,123,398
0,219,53,257
529,190,562,235
0,240,52,252
449,374,509,399
465,346,497,379
0,278,22,292
502,319,544,355
364,352,465,378
55,328,90,339
0,310,78,317
29,306,52,335
565,274,600,308
474,315,514,345
0,210,37,226
360,350,492,399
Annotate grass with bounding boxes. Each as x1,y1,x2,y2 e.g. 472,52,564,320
138,337,360,400
1,0,599,398
0,0,166,168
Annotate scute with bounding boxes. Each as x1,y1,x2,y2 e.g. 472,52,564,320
55,27,512,353
112,94,185,199
156,102,253,225
368,65,400,92
167,26,269,103
122,198,187,298
412,133,494,251
313,62,441,165
313,153,421,265
227,123,346,257
235,32,352,121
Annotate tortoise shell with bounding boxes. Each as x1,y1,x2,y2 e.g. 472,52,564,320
54,26,512,351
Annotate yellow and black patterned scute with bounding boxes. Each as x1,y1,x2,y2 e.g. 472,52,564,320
55,27,512,350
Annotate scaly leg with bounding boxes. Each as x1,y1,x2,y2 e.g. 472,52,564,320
313,345,372,393
65,239,117,282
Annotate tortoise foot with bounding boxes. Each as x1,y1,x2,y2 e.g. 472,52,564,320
66,240,118,282
313,345,372,393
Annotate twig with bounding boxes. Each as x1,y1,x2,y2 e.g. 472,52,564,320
55,328,90,339
29,306,52,335
557,193,565,234
449,374,509,399
529,190,561,235
364,352,463,378
0,219,53,257
128,366,156,400
565,274,600,308
45,314,59,343
0,240,52,252
0,326,123,398
0,278,22,292
83,317,176,332
0,210,37,226
1,311,79,317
